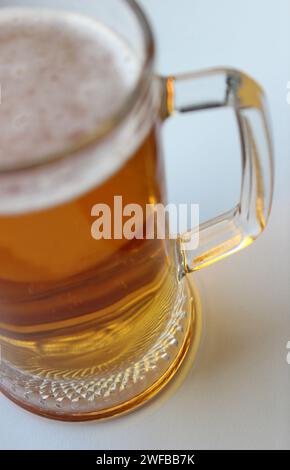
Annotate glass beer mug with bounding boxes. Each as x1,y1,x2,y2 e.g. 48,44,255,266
0,0,273,420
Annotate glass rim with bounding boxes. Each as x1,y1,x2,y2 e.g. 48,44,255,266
0,0,155,174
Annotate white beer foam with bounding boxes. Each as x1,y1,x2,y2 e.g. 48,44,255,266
0,8,158,214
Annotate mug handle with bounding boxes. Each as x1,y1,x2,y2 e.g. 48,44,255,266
161,68,274,273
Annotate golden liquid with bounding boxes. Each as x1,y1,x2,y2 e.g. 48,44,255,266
0,126,184,380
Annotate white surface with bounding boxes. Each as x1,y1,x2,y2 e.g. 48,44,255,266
1,0,290,450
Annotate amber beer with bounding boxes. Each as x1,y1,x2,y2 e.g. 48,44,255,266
0,127,183,373
0,6,193,417
0,1,274,420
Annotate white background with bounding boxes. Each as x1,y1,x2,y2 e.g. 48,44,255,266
1,0,290,450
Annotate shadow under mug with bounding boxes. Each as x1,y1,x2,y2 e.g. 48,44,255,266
0,0,273,421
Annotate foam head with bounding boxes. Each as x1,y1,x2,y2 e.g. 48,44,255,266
0,8,157,214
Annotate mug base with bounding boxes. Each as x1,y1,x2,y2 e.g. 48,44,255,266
0,277,202,421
